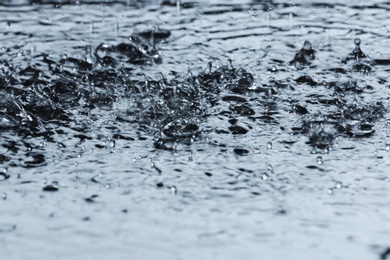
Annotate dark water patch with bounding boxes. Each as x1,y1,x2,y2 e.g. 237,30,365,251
0,171,10,181
42,183,59,192
233,148,249,156
381,247,390,260
84,194,99,203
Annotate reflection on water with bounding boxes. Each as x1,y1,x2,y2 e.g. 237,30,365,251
1,0,390,259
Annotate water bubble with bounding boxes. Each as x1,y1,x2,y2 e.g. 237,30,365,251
316,156,323,165
267,142,272,150
354,38,361,46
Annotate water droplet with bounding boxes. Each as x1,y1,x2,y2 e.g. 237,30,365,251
335,182,342,189
271,65,277,72
316,156,323,165
267,142,272,149
386,144,390,151
324,147,330,154
170,186,177,194
105,184,111,189
262,173,268,181
303,40,312,50
109,140,115,148
354,38,361,46
327,188,333,195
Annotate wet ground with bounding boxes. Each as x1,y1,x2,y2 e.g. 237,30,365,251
1,0,390,259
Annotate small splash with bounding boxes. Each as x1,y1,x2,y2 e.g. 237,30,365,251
341,38,368,64
289,40,316,69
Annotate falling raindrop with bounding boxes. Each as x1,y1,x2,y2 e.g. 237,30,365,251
316,156,323,165
170,186,177,195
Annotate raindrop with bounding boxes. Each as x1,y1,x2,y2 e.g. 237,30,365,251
386,144,390,151
335,182,342,189
327,188,333,195
354,38,361,46
262,173,268,181
267,142,272,150
176,0,181,16
170,186,177,195
316,156,323,165
105,184,111,189
303,40,312,50
271,65,277,73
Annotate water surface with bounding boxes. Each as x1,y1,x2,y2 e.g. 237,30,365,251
1,0,390,259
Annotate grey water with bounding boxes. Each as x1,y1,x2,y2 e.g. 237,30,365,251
1,0,390,259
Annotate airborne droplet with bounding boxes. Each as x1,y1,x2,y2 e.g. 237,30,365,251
303,40,312,50
316,156,323,165
354,38,361,46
